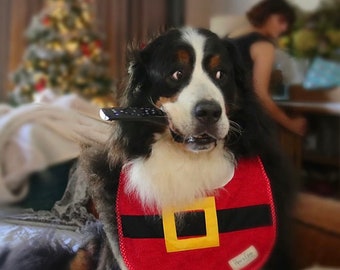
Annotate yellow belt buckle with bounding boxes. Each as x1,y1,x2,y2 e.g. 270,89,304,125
162,196,220,252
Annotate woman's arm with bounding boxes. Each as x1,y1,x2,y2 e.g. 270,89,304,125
251,41,306,136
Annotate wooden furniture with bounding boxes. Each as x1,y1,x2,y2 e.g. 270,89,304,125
277,87,340,268
277,86,340,197
292,192,340,269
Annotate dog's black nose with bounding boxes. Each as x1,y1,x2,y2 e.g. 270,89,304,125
194,100,222,124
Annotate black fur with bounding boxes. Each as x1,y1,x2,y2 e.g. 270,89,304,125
0,234,75,270
99,28,296,269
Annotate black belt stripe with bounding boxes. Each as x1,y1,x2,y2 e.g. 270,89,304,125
121,204,272,239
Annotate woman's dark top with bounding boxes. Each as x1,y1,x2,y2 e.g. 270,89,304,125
231,32,273,73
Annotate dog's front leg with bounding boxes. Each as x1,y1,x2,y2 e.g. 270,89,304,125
88,173,128,270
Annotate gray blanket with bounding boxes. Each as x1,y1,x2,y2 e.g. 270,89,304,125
0,163,94,249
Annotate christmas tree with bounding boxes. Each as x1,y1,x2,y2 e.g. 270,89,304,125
11,0,115,105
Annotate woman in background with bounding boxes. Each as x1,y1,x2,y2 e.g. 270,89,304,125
232,0,307,136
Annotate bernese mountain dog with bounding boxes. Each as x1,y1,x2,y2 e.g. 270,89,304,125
0,27,296,270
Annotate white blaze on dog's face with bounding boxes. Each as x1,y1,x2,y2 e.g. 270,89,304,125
157,28,230,152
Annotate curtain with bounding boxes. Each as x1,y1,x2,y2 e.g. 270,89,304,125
0,0,44,101
95,0,166,85
92,0,168,97
0,0,167,102
0,0,11,101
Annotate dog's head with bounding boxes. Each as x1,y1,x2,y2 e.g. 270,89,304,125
106,27,275,209
115,27,260,159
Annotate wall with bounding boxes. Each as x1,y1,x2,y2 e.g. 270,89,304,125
185,0,322,33
185,0,259,29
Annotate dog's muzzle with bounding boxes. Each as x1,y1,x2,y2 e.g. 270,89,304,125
169,100,223,152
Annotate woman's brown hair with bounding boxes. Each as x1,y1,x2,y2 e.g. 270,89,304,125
247,0,296,28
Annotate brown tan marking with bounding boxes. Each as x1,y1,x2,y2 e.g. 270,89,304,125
177,49,190,64
209,55,221,70
69,249,93,270
156,96,179,107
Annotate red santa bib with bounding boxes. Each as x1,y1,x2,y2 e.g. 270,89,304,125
116,157,276,270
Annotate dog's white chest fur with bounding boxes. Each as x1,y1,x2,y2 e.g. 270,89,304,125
124,136,235,211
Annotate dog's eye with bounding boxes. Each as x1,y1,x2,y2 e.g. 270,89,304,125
215,71,224,80
171,71,183,81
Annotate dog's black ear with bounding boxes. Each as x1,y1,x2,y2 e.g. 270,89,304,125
123,30,178,107
222,38,253,97
121,48,150,106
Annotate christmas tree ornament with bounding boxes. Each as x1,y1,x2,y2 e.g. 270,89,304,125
57,22,69,34
41,15,51,26
39,60,48,69
81,43,91,56
65,40,79,53
81,10,91,23
24,61,34,71
34,77,47,92
75,18,84,29
52,41,63,51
